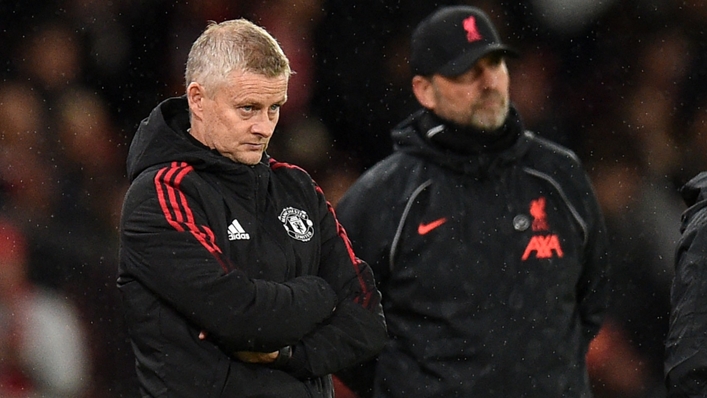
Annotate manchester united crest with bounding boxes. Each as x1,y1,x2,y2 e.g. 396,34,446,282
278,207,314,242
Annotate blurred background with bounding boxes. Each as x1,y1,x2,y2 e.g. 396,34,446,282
1,0,705,397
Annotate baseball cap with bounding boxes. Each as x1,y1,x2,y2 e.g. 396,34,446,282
410,5,518,77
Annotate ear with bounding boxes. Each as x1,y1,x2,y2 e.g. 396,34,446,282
412,75,435,110
187,82,206,120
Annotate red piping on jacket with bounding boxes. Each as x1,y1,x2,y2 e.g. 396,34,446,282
154,161,229,272
270,158,373,307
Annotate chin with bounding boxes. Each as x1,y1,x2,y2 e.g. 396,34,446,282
470,120,503,131
231,154,263,165
472,111,507,130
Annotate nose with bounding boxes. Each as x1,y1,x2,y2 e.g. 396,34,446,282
251,112,277,138
479,66,501,90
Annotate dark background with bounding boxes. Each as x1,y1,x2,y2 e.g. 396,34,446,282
2,1,706,396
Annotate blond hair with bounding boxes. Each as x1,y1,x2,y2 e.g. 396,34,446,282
185,19,291,95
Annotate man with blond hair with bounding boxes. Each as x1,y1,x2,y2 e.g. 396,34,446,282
118,19,386,397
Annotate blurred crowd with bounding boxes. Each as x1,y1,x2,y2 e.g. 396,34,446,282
1,0,706,397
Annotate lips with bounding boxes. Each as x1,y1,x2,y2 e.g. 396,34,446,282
244,143,266,150
477,93,504,109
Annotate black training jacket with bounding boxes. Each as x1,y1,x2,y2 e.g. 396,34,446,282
118,96,387,397
336,109,610,397
665,172,707,397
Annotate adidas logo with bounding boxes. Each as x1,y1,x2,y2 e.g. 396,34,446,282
227,219,250,241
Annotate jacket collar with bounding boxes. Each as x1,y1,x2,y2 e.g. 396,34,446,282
391,106,531,177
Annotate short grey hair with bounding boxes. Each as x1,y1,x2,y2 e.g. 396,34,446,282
185,19,291,95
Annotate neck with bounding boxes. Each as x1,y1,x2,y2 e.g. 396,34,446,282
423,106,523,155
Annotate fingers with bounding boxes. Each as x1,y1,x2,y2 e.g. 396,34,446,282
235,350,279,363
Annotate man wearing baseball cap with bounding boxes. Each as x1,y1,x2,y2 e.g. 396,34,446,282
335,5,610,397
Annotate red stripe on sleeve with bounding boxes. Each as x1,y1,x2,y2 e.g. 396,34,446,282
271,157,373,305
316,181,373,306
164,165,186,223
155,166,185,232
154,162,228,271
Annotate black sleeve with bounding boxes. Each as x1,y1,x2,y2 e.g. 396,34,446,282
329,174,400,395
574,170,612,345
278,182,387,379
120,170,338,353
335,175,399,288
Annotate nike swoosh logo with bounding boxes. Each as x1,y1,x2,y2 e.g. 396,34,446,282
418,217,447,235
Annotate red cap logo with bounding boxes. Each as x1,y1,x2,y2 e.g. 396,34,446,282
463,16,483,43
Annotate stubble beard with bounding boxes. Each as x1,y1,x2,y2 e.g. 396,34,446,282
469,92,509,132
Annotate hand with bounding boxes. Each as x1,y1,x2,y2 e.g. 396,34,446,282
235,350,279,364
198,330,280,364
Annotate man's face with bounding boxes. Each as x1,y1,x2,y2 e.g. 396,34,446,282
428,54,510,130
191,71,288,165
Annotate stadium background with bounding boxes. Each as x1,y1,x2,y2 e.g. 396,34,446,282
2,1,706,397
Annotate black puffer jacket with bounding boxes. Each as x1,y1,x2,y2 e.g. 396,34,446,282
665,172,707,397
336,108,610,397
118,97,387,397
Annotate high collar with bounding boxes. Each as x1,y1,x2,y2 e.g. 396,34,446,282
125,96,269,183
420,106,523,155
391,105,531,177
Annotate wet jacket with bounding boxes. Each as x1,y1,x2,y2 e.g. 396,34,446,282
336,108,610,397
118,96,387,397
665,172,707,397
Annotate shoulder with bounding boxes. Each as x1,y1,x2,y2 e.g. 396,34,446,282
521,131,590,186
267,157,323,206
269,157,316,186
351,153,423,191
129,162,201,193
681,204,707,248
269,157,310,175
524,131,582,167
338,152,430,214
520,132,601,213
124,162,207,216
